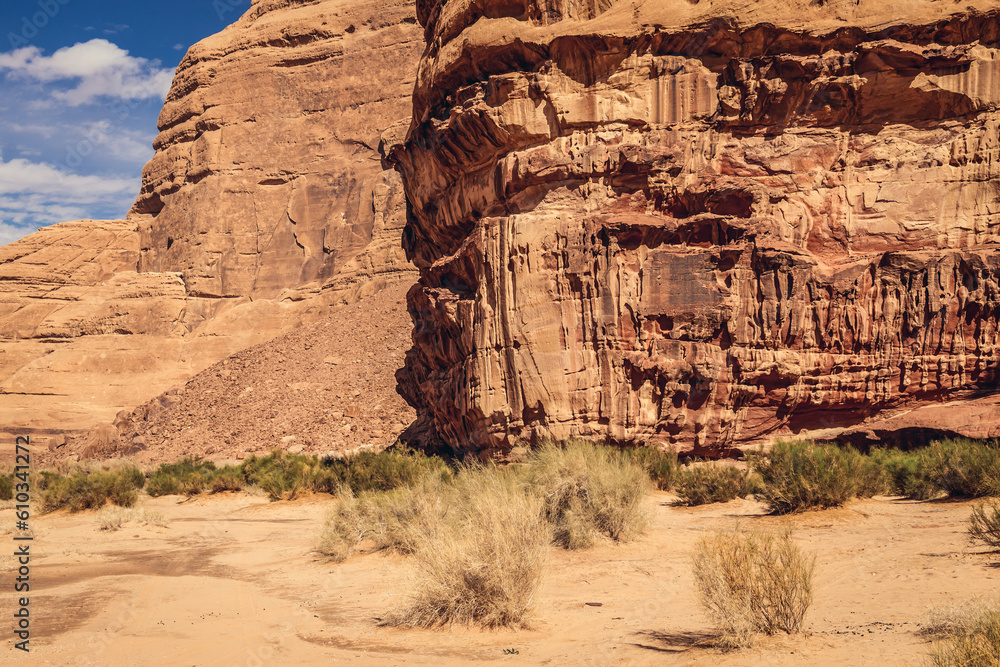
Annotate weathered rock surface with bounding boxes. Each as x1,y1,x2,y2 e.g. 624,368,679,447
0,217,345,439
393,0,1000,456
0,0,422,445
133,0,422,300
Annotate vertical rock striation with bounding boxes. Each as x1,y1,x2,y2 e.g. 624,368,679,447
132,0,422,300
393,0,1000,455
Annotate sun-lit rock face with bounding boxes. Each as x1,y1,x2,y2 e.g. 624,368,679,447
393,0,1000,456
132,0,422,300
0,0,423,441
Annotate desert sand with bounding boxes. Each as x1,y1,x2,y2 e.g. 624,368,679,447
3,490,994,666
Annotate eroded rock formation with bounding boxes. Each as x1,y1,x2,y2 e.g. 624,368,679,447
133,0,422,300
0,0,422,445
393,0,1000,456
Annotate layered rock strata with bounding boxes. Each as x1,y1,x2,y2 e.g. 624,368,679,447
0,0,422,446
133,0,422,301
393,0,1000,456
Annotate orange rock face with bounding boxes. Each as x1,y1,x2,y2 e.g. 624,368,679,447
0,0,422,442
393,0,1000,455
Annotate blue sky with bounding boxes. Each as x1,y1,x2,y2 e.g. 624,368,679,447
0,0,251,245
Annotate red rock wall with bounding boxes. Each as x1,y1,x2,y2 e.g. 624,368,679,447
393,0,1000,455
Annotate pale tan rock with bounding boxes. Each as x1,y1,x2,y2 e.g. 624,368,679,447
0,0,422,439
133,0,422,301
394,0,1000,455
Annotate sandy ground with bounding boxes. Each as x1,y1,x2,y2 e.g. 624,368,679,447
2,491,996,666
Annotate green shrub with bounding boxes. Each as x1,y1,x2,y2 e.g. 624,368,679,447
751,440,879,514
618,446,679,491
244,448,451,501
146,457,217,497
676,464,759,506
523,440,649,548
868,448,935,499
39,465,144,512
926,600,1000,667
969,500,1000,551
0,474,14,501
314,448,452,495
870,440,1000,499
208,466,244,493
920,439,1000,498
693,527,815,648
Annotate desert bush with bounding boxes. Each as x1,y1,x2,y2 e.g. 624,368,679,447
317,476,449,562
868,448,936,499
244,447,451,501
0,474,14,501
751,440,881,514
324,447,453,494
208,465,244,493
146,457,217,497
524,440,650,548
693,527,815,649
39,465,144,512
925,600,1000,667
618,446,679,491
918,439,1000,498
969,500,1000,551
676,464,760,506
384,464,548,629
241,450,313,500
870,440,1000,500
95,506,168,531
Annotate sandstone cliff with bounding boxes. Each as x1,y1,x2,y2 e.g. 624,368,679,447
133,0,422,301
0,0,422,446
393,0,1000,456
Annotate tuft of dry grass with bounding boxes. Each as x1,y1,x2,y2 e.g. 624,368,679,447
316,475,449,562
692,527,815,649
969,500,1000,551
95,506,168,531
383,464,549,629
524,440,650,548
925,599,1000,667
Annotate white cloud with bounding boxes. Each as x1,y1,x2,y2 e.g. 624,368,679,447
0,157,135,198
0,39,172,106
0,157,137,239
0,222,38,246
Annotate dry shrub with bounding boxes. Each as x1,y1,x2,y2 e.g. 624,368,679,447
525,440,650,548
317,476,448,562
969,501,1000,551
925,599,1000,667
95,506,168,531
676,464,759,506
384,465,549,629
693,527,815,649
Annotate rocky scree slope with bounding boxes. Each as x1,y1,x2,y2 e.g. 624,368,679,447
391,0,1000,457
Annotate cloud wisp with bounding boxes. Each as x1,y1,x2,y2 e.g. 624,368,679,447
0,155,138,243
0,38,172,105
